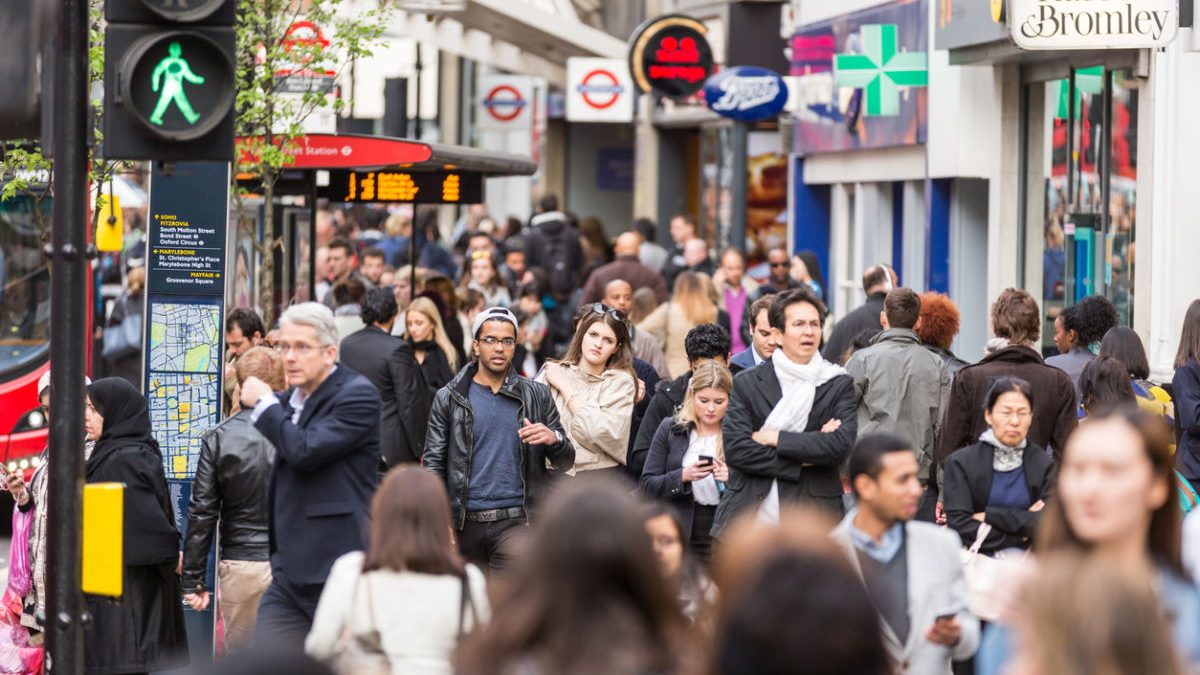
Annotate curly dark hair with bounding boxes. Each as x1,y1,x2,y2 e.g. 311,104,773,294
1062,295,1118,347
684,323,731,363
360,286,398,326
915,292,961,350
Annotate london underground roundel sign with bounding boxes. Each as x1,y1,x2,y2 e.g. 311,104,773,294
704,66,788,122
628,14,715,98
119,31,237,141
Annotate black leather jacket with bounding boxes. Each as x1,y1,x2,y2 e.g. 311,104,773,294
423,363,574,529
182,410,274,592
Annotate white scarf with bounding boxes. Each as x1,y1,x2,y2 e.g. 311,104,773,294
758,350,845,524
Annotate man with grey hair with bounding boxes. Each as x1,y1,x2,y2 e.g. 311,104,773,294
239,301,382,647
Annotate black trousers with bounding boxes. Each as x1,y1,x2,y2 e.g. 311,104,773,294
690,503,717,565
255,573,324,650
458,517,527,572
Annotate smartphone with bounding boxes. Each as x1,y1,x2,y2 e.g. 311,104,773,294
934,607,961,622
697,455,714,467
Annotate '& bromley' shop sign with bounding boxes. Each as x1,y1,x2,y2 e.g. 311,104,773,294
1009,0,1178,50
629,14,716,98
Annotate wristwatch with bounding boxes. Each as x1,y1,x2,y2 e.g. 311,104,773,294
553,430,564,446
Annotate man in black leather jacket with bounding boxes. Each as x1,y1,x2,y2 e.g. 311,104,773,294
423,307,574,570
182,346,281,650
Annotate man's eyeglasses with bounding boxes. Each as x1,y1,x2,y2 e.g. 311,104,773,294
478,336,516,348
274,342,317,356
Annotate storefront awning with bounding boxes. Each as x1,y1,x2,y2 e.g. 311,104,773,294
451,0,627,64
237,133,538,175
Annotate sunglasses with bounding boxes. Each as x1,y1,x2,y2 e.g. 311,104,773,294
585,302,629,326
770,261,789,268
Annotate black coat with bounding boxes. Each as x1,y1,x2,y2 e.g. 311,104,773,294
712,362,858,536
823,291,886,365
85,442,187,674
423,363,575,529
943,441,1056,554
630,372,692,479
253,365,382,585
415,343,456,395
182,410,273,593
640,419,714,544
340,325,431,465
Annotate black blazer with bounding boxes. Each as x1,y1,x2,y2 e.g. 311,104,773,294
943,441,1055,553
253,365,382,585
640,419,713,544
339,325,431,465
712,361,858,536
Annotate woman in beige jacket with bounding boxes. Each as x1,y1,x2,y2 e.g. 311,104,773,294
538,303,638,474
637,271,722,378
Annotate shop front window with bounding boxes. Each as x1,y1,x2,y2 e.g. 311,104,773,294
1027,66,1137,355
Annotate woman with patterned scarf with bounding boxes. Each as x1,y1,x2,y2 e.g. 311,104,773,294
943,377,1056,555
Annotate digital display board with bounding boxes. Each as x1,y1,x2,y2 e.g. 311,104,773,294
320,169,484,204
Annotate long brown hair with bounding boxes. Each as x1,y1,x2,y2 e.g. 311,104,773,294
671,271,718,326
1175,298,1200,368
363,467,464,576
456,478,694,675
560,304,637,385
1014,551,1186,675
1036,409,1183,575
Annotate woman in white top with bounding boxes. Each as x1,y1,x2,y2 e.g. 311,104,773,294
639,361,732,562
306,467,490,675
538,303,638,475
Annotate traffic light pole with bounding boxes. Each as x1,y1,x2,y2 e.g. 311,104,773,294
46,0,90,671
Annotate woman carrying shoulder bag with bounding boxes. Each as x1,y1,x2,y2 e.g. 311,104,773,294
306,467,490,675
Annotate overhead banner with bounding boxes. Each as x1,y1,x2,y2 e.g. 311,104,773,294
566,58,635,123
790,0,928,153
1008,0,1178,49
477,75,534,131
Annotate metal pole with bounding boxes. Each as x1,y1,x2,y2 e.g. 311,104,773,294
46,0,89,671
414,43,423,140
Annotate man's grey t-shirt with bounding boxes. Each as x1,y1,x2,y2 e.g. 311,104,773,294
466,381,525,511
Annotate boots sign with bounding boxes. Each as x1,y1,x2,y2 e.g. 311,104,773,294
1009,0,1178,50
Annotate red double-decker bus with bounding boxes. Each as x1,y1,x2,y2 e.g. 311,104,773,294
0,192,93,477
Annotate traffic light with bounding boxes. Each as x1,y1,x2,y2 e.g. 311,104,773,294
0,1,52,140
103,0,236,161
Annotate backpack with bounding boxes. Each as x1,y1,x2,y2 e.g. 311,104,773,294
538,225,579,300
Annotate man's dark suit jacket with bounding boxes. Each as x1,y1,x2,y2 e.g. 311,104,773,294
253,365,381,586
712,361,858,537
339,325,430,465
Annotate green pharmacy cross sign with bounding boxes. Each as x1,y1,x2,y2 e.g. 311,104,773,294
834,24,928,117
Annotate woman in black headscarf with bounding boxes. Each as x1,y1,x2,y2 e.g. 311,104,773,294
83,378,188,674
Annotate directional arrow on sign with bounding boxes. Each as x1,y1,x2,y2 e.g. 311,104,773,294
833,24,927,117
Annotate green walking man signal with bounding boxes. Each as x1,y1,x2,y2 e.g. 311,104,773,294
150,41,205,125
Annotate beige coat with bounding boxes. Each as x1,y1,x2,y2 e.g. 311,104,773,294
539,364,636,472
637,303,703,378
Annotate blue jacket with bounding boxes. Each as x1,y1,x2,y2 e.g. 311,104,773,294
253,366,382,585
1176,359,1200,482
730,347,759,371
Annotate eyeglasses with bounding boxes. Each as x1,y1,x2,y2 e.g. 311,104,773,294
274,342,318,356
478,336,516,348
469,250,493,261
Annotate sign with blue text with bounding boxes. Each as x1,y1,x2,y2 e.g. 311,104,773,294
704,66,788,122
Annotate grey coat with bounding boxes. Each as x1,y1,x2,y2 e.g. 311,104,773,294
845,328,952,482
832,515,980,674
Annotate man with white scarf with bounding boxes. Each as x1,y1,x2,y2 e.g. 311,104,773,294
712,287,858,537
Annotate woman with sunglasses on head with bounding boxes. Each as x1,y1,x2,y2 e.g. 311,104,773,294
459,250,511,308
538,303,638,475
640,360,732,563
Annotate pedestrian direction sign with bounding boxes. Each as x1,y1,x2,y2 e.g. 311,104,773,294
566,58,634,123
834,24,928,117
